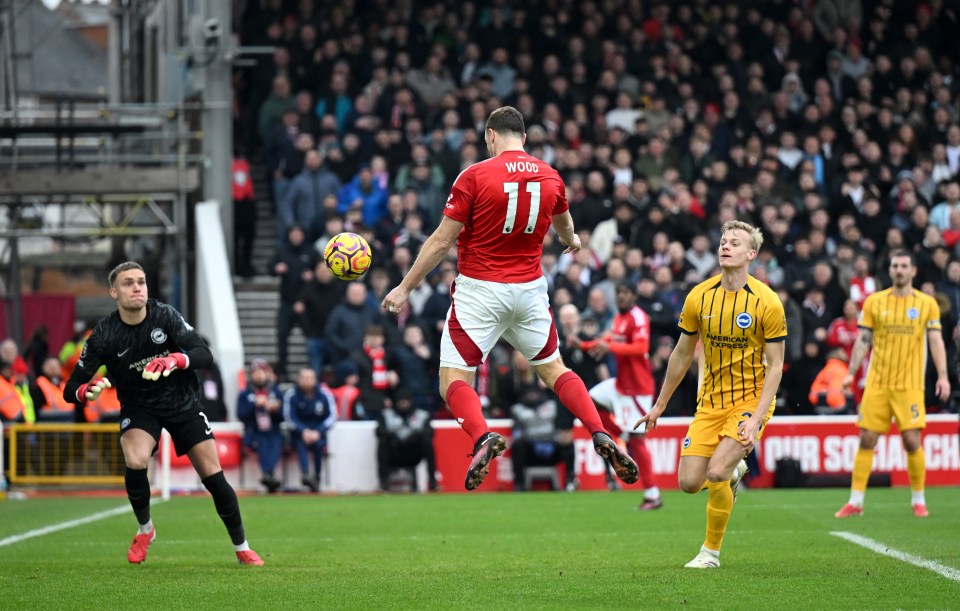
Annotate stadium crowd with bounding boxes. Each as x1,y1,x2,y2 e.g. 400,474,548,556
226,0,960,424
5,0,960,451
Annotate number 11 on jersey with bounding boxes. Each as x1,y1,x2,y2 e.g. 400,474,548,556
502,181,541,234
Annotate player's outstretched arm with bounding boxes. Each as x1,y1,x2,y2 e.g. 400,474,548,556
635,332,697,431
551,211,581,254
382,216,464,313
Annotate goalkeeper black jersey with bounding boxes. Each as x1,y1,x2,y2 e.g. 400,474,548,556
64,299,213,414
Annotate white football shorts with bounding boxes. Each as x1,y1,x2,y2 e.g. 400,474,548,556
440,274,560,371
588,377,653,435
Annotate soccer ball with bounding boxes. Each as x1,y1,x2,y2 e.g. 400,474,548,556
323,232,372,280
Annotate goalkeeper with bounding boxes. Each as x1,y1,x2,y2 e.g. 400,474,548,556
64,261,263,566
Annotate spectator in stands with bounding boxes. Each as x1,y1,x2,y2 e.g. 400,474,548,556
418,265,457,341
685,235,718,281
272,224,317,380
22,325,48,378
232,148,258,277
195,337,227,422
59,320,92,382
283,367,337,492
325,281,382,367
929,179,960,231
280,149,341,243
0,359,29,423
500,350,576,492
584,288,614,333
29,355,73,422
264,107,304,213
349,324,399,422
376,388,438,492
0,338,28,377
295,260,345,380
337,163,389,227
237,359,284,493
809,348,854,415
230,0,960,437
257,75,293,142
810,260,847,319
394,324,437,413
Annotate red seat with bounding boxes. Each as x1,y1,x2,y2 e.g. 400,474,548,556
156,432,243,468
215,433,242,468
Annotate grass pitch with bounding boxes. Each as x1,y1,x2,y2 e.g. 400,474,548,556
1,487,958,609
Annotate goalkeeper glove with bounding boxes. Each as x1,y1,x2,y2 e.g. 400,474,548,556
76,377,112,403
142,353,189,381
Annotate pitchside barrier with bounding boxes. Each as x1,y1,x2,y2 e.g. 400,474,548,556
3,416,957,497
3,423,126,486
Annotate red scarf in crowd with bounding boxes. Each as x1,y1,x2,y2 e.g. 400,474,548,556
365,346,389,390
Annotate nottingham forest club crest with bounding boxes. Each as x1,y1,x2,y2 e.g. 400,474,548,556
151,328,167,344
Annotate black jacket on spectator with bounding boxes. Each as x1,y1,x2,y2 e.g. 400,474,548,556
297,276,345,338
324,302,383,363
264,125,304,179
271,239,317,304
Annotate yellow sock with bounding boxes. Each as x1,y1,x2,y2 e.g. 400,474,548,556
851,448,874,495
704,481,734,551
907,447,925,492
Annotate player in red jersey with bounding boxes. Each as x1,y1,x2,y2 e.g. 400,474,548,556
382,106,638,490
570,281,661,509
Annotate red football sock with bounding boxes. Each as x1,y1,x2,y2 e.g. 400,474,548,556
553,371,604,435
445,380,489,444
598,409,623,437
628,436,654,489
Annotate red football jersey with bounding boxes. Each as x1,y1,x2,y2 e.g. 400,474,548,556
444,150,569,283
609,306,654,395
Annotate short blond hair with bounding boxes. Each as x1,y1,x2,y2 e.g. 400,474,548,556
721,220,764,251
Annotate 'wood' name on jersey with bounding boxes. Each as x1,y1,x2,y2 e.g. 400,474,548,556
444,150,567,283
678,275,787,411
859,288,941,391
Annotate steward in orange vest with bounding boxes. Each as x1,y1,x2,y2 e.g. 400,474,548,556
85,384,122,423
31,356,76,422
0,367,25,422
809,349,854,414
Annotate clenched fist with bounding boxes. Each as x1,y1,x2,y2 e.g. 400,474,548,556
77,378,112,402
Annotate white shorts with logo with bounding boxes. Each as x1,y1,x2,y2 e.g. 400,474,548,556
440,274,560,371
588,377,653,435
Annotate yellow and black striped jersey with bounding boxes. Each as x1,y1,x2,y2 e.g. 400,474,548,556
678,274,787,411
860,288,941,391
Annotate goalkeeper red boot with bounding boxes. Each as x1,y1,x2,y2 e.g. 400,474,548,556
127,527,156,564
237,549,264,566
834,503,863,518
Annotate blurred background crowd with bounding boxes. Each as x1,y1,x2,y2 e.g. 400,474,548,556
6,0,960,441
231,0,960,423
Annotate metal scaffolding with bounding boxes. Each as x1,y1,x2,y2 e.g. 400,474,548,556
0,0,234,346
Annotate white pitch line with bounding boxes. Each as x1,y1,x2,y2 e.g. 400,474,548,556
0,505,132,548
830,531,960,583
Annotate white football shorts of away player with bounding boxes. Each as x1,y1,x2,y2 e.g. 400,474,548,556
439,274,560,371
589,378,653,435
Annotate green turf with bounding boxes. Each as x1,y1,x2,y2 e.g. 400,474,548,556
1,487,958,609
